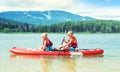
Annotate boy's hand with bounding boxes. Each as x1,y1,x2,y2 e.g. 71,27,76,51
62,37,65,41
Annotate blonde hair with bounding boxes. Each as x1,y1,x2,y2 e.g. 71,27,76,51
67,31,73,35
41,33,47,37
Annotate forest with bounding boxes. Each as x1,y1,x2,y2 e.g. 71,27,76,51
0,19,120,33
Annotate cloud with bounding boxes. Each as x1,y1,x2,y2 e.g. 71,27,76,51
0,0,120,20
79,7,120,20
0,0,75,11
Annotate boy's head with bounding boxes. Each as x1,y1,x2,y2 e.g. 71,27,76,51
41,33,47,39
67,31,73,37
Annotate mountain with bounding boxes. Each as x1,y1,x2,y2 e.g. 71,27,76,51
0,10,95,25
0,17,23,25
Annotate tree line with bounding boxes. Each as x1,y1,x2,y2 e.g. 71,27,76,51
0,20,120,33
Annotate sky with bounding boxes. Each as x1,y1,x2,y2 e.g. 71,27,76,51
0,0,120,20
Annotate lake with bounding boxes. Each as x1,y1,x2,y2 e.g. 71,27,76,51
0,33,120,72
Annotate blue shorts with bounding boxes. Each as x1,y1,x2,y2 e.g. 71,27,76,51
46,46,53,51
70,47,75,51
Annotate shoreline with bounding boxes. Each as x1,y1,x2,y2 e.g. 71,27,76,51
0,32,120,34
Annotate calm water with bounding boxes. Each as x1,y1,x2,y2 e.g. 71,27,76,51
0,33,120,72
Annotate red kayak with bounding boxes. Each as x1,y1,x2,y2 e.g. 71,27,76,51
9,47,104,55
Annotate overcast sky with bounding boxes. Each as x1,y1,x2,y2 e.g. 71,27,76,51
0,0,120,20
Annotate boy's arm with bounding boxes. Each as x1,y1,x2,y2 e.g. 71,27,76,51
42,40,47,50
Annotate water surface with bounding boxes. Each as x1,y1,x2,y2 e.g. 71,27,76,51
0,33,120,72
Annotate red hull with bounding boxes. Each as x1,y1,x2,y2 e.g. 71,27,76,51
9,47,104,55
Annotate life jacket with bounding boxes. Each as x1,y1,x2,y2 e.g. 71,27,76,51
68,36,78,48
43,38,53,47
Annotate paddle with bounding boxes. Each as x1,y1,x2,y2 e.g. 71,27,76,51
58,36,65,56
58,31,66,56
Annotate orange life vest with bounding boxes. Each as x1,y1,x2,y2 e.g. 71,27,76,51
43,38,53,47
68,36,78,48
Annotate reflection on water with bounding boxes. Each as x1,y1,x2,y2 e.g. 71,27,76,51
59,57,76,72
10,54,104,60
9,54,104,72
40,57,52,72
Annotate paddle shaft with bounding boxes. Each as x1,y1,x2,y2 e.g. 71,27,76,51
58,36,65,56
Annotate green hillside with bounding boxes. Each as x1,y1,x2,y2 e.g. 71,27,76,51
0,18,35,33
0,18,120,33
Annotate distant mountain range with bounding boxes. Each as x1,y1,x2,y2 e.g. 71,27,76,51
0,17,23,25
0,10,95,25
